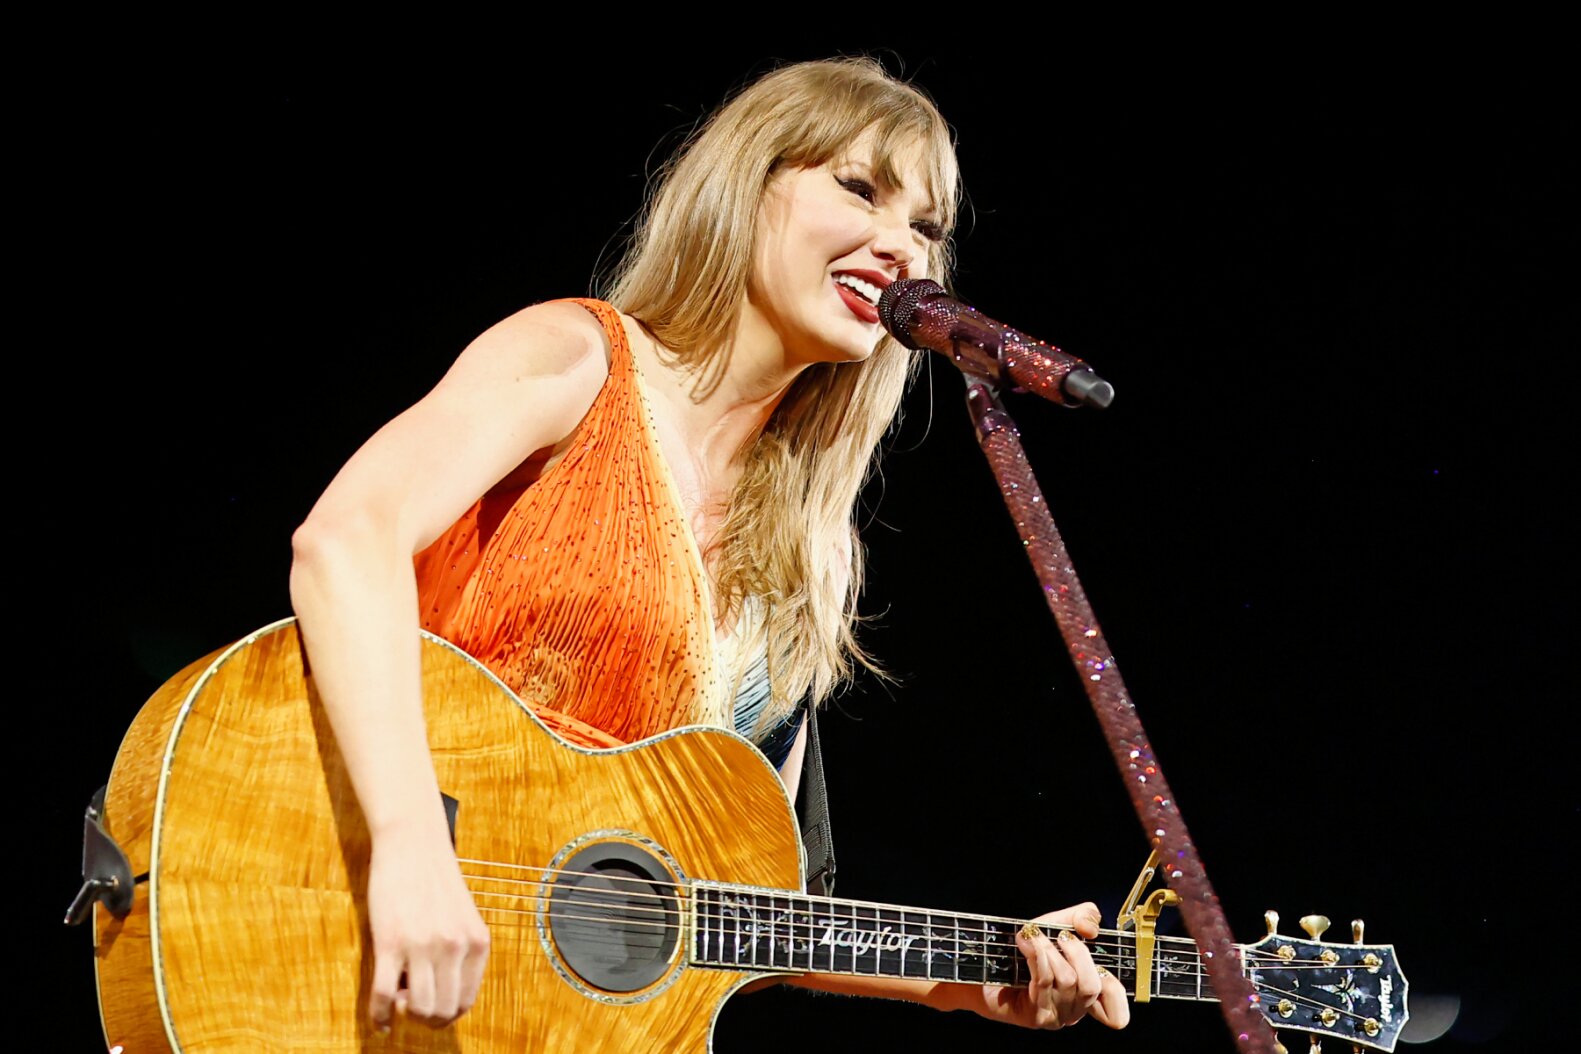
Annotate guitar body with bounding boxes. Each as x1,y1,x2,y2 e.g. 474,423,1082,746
92,619,803,1053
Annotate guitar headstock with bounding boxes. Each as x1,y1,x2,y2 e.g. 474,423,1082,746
1246,914,1408,1053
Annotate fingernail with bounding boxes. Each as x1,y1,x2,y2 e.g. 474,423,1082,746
1019,922,1043,940
1057,928,1074,942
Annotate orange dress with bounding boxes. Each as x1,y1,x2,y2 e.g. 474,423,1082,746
414,299,734,749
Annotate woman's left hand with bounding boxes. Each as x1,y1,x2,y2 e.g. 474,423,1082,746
949,901,1131,1031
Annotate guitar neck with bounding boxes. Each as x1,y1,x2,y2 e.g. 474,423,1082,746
691,883,1218,1001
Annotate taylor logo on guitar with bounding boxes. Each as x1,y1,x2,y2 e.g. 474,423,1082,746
71,619,1408,1052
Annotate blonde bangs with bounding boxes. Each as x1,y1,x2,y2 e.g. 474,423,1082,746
779,99,959,232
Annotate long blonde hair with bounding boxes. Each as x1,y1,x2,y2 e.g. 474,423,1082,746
602,57,960,727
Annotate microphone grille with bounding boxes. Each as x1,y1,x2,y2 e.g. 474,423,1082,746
877,278,945,351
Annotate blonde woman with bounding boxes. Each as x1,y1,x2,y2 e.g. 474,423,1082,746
289,56,1129,1039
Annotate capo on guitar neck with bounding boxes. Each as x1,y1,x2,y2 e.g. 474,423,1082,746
1114,848,1181,1003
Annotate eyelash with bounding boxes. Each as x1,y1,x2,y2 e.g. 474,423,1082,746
837,177,947,243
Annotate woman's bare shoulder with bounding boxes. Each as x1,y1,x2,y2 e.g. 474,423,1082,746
426,299,618,449
296,300,623,551
458,299,616,384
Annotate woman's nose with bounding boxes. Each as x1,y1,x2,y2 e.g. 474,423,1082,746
871,216,917,276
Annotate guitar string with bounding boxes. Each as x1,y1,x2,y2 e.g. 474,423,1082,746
472,904,1364,1019
460,864,1313,960
463,867,1043,929
468,876,1122,951
461,874,1345,971
459,863,1367,994
1235,980,1379,1025
477,903,1120,974
468,903,1370,1019
462,858,1361,968
468,900,1354,988
431,917,1376,1034
459,922,1079,986
461,878,1359,979
459,859,1354,968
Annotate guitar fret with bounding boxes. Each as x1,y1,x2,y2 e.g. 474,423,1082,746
698,887,708,964
869,906,882,976
746,893,756,967
773,894,784,970
901,910,928,980
864,905,877,976
747,893,756,969
698,888,707,963
973,922,986,992
713,888,723,966
764,894,774,970
730,892,743,967
951,917,960,982
1155,943,1200,999
802,895,814,972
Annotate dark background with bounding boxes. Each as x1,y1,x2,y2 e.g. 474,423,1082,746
34,37,1568,1053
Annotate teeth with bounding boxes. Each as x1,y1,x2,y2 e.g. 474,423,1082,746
834,273,881,305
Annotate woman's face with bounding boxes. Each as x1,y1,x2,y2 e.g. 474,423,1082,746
747,128,945,367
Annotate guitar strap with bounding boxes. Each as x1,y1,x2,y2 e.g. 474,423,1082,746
798,697,837,897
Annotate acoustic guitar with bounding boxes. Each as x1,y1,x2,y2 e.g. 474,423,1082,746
80,619,1407,1052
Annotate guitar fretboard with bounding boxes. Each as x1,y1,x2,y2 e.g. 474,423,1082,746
690,882,1217,1000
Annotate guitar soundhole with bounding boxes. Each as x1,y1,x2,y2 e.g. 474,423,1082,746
546,841,680,993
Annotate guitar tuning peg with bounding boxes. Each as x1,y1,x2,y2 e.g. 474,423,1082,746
1300,914,1331,940
1352,918,1365,944
1265,909,1280,936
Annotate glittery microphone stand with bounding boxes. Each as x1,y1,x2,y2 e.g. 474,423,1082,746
900,285,1278,1053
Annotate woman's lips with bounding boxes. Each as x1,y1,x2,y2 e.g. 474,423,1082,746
834,278,881,324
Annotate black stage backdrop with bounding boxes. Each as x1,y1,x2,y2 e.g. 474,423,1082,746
33,39,1568,1053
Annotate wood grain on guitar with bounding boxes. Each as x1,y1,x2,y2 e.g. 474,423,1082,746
86,620,1407,1053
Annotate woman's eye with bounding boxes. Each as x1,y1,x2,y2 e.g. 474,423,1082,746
837,177,876,203
912,220,946,243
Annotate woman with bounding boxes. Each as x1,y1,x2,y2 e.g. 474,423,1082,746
289,56,1128,1039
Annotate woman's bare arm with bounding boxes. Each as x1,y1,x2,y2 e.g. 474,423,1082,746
288,300,611,1030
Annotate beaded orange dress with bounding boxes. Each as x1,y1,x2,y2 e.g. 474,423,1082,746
414,299,737,750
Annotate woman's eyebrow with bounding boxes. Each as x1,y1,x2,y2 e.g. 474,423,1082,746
840,153,941,215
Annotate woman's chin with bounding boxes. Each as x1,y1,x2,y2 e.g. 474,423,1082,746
811,321,885,365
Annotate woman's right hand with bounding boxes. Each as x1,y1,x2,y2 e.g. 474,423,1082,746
366,822,491,1032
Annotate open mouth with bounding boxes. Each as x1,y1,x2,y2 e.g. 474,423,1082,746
832,271,887,323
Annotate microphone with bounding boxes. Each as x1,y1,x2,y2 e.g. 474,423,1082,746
877,279,1114,409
